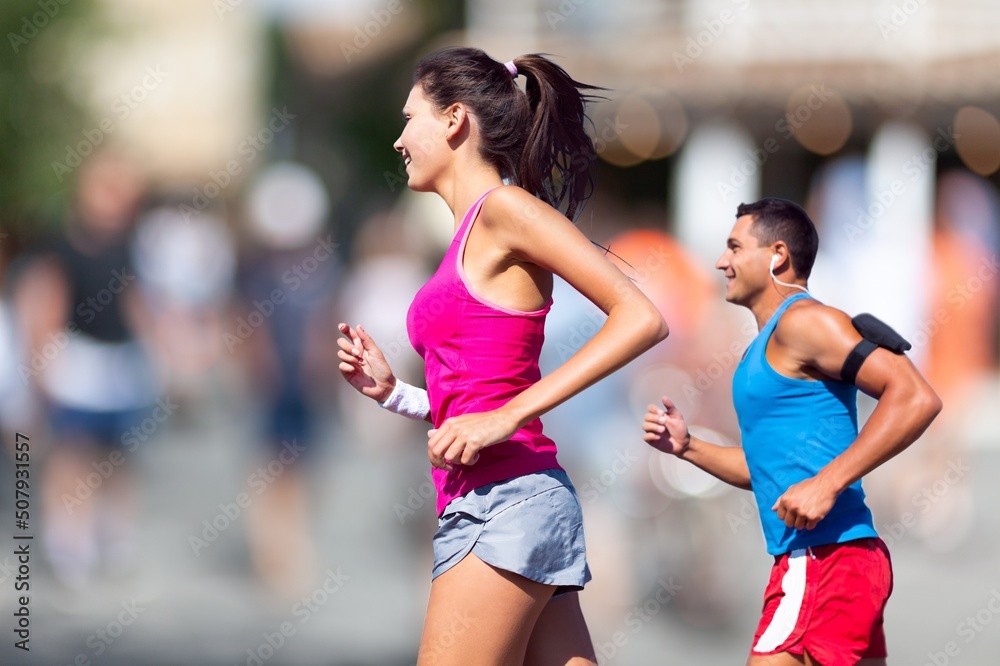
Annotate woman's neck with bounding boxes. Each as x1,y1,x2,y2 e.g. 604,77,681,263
434,160,504,230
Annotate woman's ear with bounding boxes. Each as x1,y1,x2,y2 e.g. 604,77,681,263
444,103,467,141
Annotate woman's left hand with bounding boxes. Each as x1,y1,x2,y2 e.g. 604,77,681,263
427,408,519,471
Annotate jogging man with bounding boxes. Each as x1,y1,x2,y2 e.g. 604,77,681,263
644,198,941,665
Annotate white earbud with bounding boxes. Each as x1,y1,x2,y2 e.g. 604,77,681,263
768,252,810,295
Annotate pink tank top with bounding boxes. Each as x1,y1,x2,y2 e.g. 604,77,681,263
406,187,562,515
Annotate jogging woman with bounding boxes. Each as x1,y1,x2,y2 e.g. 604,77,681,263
338,47,668,665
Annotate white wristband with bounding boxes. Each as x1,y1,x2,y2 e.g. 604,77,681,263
377,379,430,420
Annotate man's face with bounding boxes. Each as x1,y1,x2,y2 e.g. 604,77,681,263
715,214,773,306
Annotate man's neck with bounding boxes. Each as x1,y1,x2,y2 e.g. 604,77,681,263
748,289,801,331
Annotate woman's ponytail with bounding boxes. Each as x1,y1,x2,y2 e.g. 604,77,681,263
511,55,603,220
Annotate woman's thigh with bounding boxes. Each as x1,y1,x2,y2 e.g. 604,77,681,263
418,552,555,666
524,591,597,666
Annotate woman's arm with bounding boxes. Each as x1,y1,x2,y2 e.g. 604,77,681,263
490,186,668,424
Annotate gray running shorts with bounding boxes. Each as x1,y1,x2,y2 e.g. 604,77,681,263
432,468,591,595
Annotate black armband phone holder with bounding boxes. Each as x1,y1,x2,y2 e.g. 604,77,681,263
840,313,911,385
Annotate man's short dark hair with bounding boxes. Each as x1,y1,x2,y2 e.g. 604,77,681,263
736,198,819,279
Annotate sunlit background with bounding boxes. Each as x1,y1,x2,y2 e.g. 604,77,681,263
1,0,999,664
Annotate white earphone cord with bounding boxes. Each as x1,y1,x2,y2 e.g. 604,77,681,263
770,257,810,295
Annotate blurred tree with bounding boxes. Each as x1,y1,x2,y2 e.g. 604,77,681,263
1,0,96,232
268,0,464,259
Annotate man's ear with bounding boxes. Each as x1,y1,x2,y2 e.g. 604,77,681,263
771,241,790,271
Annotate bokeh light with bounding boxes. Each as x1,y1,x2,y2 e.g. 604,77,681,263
785,84,853,155
954,105,1000,176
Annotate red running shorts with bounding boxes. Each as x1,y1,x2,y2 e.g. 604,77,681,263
751,537,893,665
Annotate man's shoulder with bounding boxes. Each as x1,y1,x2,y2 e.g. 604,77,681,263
774,300,855,350
778,299,851,332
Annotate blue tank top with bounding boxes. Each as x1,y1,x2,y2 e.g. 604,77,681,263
732,292,877,555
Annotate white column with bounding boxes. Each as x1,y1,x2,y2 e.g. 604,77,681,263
672,120,759,267
806,155,869,311
858,121,935,360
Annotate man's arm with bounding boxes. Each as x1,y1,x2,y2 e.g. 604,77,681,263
769,303,943,530
643,398,752,491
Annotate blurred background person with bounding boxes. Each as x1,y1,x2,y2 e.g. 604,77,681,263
230,161,339,598
900,169,1000,550
0,245,40,445
334,198,436,555
17,151,161,589
595,225,756,629
131,197,237,407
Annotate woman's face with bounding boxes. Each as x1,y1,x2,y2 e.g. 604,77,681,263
393,84,452,193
